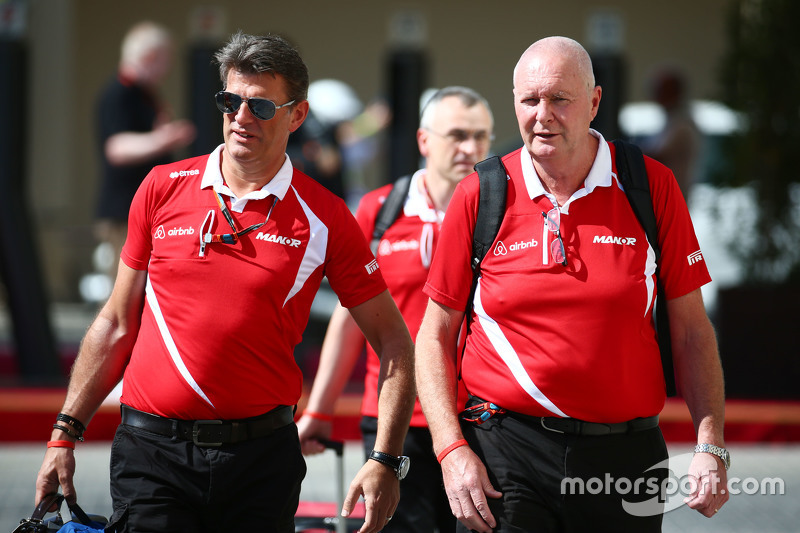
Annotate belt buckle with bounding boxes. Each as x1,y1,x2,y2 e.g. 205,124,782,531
540,417,565,434
193,419,224,447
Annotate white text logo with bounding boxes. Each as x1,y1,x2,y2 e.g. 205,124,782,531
168,227,195,236
561,452,785,517
687,251,704,265
378,239,420,256
169,169,200,178
155,225,195,238
593,235,637,246
255,232,301,247
509,238,539,251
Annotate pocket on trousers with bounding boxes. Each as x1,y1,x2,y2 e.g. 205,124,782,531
105,503,129,533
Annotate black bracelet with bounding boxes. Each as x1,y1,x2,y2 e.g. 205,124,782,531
56,413,86,435
53,423,84,442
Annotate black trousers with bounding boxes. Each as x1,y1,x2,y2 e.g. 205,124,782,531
459,407,668,533
361,416,456,533
107,421,306,533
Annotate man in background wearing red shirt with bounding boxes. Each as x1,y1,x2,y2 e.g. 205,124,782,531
298,86,494,532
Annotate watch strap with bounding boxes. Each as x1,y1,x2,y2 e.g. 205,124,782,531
369,450,400,471
694,443,730,469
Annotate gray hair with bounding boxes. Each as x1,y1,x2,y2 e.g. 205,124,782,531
419,86,493,130
120,21,171,66
214,31,309,104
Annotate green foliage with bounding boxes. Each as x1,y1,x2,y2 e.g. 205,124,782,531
718,0,800,283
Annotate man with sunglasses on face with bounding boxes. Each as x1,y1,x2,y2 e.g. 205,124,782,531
34,31,415,533
415,37,728,532
298,86,494,533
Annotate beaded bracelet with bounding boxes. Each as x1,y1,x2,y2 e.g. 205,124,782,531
436,439,468,463
304,411,335,423
47,440,76,449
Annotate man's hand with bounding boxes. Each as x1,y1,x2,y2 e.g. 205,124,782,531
35,448,77,509
296,414,333,455
683,452,730,517
440,445,502,533
341,459,399,533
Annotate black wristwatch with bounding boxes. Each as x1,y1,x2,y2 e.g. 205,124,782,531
368,450,411,480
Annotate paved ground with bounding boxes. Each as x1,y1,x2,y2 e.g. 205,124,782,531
2,441,798,532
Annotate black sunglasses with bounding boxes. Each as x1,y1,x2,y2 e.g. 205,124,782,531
214,91,295,121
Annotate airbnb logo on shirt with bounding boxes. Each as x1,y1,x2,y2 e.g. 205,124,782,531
494,239,539,255
154,225,195,239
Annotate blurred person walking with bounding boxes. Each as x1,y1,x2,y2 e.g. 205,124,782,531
298,86,494,532
94,21,196,280
640,66,702,200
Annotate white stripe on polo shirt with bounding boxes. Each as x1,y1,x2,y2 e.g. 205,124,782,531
284,184,328,306
145,274,215,408
473,281,568,417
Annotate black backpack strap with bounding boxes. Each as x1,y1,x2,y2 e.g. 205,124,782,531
471,157,508,276
370,174,412,255
465,156,507,332
613,139,676,397
457,156,507,383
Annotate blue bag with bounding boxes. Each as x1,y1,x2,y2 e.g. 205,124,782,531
13,493,107,533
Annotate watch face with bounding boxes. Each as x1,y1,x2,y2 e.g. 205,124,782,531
397,456,411,480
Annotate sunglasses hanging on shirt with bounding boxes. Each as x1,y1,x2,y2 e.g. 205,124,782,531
199,191,277,256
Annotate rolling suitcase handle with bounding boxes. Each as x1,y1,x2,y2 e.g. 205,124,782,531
316,439,347,533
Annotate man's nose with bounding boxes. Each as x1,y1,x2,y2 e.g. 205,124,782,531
457,136,480,154
234,101,256,123
535,100,554,123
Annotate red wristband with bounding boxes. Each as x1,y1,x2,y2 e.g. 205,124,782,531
437,439,468,463
47,440,76,450
304,411,334,423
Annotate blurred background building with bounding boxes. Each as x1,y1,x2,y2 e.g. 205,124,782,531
2,0,733,300
1,0,797,397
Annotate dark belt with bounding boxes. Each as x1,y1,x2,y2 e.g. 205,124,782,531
534,414,659,436
120,404,295,447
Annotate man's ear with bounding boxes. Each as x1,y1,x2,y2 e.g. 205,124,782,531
589,85,602,121
288,100,310,133
417,128,430,158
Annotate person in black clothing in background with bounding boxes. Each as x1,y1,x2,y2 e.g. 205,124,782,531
94,21,196,280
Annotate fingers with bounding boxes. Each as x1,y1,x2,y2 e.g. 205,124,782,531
343,484,387,533
296,416,333,456
684,454,729,517
344,463,399,533
299,437,326,455
683,472,729,517
441,448,501,532
36,448,76,509
58,472,78,506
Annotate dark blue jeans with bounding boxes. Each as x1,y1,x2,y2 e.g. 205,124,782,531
108,421,306,532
